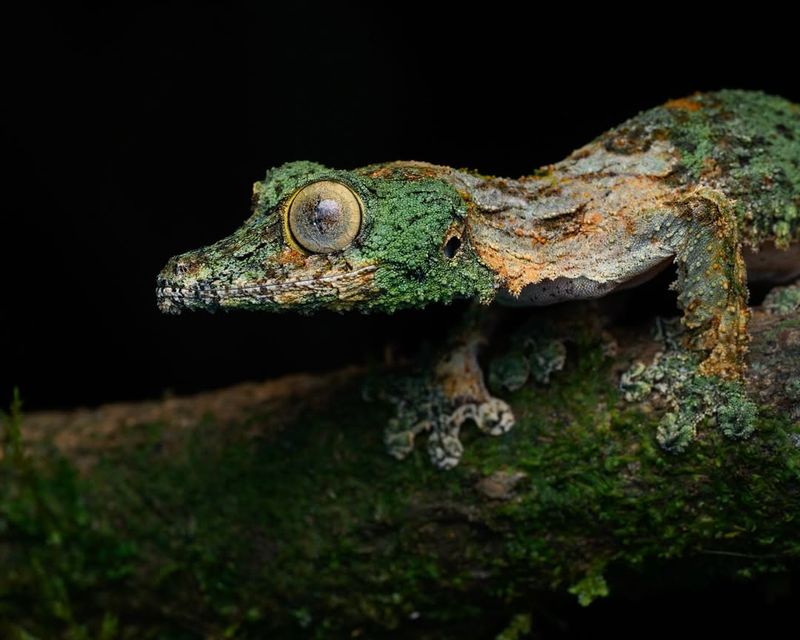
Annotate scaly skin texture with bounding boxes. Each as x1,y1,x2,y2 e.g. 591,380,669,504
158,161,495,314
158,90,800,468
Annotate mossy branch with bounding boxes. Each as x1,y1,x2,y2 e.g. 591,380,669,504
2,291,800,638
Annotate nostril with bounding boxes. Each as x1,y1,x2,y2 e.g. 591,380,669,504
174,261,188,277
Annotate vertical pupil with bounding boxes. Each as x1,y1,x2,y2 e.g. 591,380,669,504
312,198,342,234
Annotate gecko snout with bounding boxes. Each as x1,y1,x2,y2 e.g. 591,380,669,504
160,256,195,284
173,260,189,277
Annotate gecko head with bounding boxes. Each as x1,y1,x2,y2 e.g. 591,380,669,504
156,161,496,314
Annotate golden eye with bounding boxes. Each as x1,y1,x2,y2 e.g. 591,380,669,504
286,181,362,253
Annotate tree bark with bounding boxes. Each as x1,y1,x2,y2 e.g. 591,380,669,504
2,291,799,639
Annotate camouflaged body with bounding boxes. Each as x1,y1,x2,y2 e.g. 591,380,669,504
457,90,800,301
158,90,799,318
603,90,800,247
157,90,799,469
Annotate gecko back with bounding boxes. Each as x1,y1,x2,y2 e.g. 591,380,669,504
598,90,800,249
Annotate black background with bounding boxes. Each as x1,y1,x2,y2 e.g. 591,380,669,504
1,2,799,636
1,4,798,414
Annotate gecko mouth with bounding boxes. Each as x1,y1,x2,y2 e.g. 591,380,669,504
156,265,378,314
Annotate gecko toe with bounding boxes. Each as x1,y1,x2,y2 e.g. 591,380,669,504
427,423,464,470
384,417,432,461
478,398,515,435
450,398,515,436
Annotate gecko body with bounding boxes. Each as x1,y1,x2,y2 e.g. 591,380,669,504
158,90,800,468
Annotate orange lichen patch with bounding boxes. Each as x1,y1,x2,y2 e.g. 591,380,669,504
274,247,306,267
434,339,487,403
330,268,377,305
576,210,604,235
273,289,308,305
570,147,592,160
538,181,564,198
698,322,749,378
521,164,556,181
584,211,603,226
469,169,678,296
605,136,633,153
700,156,722,180
366,166,392,179
684,298,702,315
458,188,479,219
623,214,638,235
472,240,543,296
365,161,445,181
664,96,703,112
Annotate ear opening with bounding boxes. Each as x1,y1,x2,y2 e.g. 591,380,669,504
443,234,462,259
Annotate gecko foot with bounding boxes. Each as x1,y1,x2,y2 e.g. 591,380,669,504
384,391,514,470
451,397,515,436
377,334,516,469
620,321,757,452
488,320,567,393
428,398,515,469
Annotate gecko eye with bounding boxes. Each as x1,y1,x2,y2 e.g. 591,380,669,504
286,180,363,253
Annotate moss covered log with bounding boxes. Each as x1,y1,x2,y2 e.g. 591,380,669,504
2,291,800,638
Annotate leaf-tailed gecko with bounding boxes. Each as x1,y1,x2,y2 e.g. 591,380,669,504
157,90,800,468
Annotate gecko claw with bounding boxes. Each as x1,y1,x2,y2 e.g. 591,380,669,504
451,398,515,436
427,426,464,470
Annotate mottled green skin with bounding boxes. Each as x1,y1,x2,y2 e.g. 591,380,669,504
346,164,495,310
251,162,485,309
621,349,758,452
764,282,800,315
158,161,494,314
602,90,800,248
155,91,799,469
159,91,800,316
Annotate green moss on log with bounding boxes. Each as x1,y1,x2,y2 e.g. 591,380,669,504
2,316,800,638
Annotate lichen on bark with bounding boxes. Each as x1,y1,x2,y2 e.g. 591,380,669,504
1,293,800,638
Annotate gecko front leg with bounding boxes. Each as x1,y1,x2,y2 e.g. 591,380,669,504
157,92,800,465
383,307,514,469
672,189,750,378
623,189,757,450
